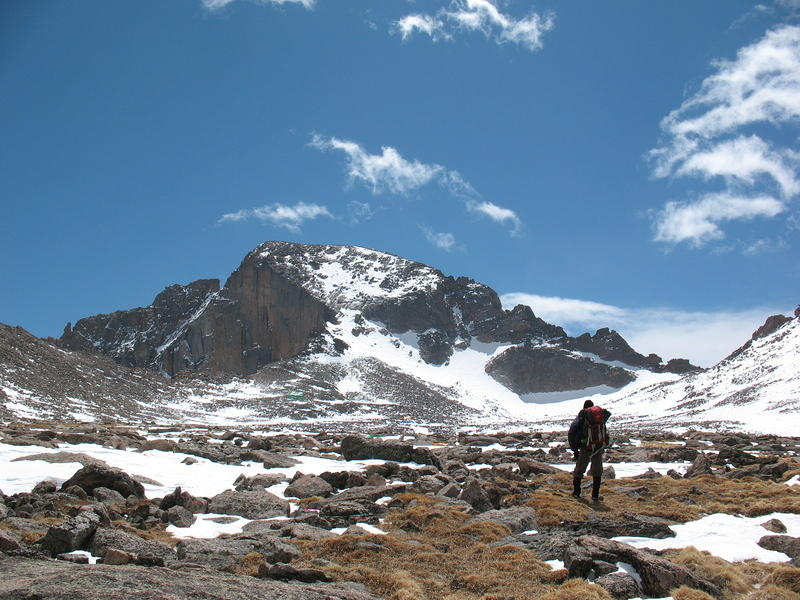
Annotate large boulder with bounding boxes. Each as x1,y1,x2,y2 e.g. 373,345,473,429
176,536,300,571
339,436,437,466
285,475,333,499
39,511,101,556
88,528,175,561
159,487,208,514
0,554,380,600
208,490,289,520
468,507,536,534
564,536,720,598
758,535,800,562
459,477,493,512
60,464,145,499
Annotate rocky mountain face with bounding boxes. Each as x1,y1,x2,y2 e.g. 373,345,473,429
55,242,694,397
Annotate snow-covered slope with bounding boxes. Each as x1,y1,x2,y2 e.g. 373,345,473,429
507,312,800,435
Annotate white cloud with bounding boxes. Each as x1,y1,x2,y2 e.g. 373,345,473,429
395,15,448,42
219,202,332,231
675,136,800,199
394,0,555,51
466,199,522,234
310,134,443,195
202,0,314,10
653,193,785,246
311,134,522,234
648,25,800,247
500,292,788,367
420,226,457,251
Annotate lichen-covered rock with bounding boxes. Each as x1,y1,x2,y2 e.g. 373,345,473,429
60,464,145,499
0,554,380,600
208,490,289,519
285,475,334,499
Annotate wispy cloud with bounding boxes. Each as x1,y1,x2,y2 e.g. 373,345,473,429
310,134,443,195
311,133,521,234
500,292,788,367
394,0,555,51
466,200,522,234
648,25,800,248
652,192,785,247
202,0,314,10
219,202,332,231
420,225,457,251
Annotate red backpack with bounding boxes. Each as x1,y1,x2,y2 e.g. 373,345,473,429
583,405,609,451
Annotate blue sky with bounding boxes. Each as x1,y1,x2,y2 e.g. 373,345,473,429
1,0,799,366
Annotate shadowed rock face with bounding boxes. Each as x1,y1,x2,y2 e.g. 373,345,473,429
59,251,331,376
485,346,635,394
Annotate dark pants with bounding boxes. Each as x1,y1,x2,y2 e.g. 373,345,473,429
573,448,604,478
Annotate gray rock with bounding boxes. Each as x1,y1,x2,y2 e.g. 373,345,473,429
517,458,560,476
437,482,461,498
468,507,536,534
261,454,300,469
459,477,492,512
684,454,713,478
0,532,22,553
596,571,641,599
258,562,329,583
102,548,135,565
88,527,175,561
39,511,101,556
285,475,333,499
234,473,286,491
564,535,720,598
11,451,109,468
761,518,787,533
159,486,208,514
166,506,196,528
412,475,446,494
176,535,300,571
32,480,58,495
93,487,126,505
339,436,438,466
0,554,380,600
758,535,800,559
60,464,145,499
208,490,289,519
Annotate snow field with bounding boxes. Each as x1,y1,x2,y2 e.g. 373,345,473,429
614,512,800,562
0,441,427,498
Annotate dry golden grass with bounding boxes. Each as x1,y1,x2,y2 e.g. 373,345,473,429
670,587,716,600
20,531,44,544
233,551,265,576
742,585,800,600
296,495,569,600
535,579,613,600
110,519,178,547
763,565,800,593
524,470,800,525
665,548,750,596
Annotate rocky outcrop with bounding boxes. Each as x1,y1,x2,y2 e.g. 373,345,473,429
564,328,656,368
726,312,795,362
564,535,721,598
0,555,380,600
60,464,145,499
59,250,332,376
485,346,635,394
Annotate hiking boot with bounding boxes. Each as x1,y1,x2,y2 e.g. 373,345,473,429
591,476,602,501
572,476,582,498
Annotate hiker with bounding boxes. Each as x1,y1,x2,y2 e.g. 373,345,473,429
568,399,611,501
